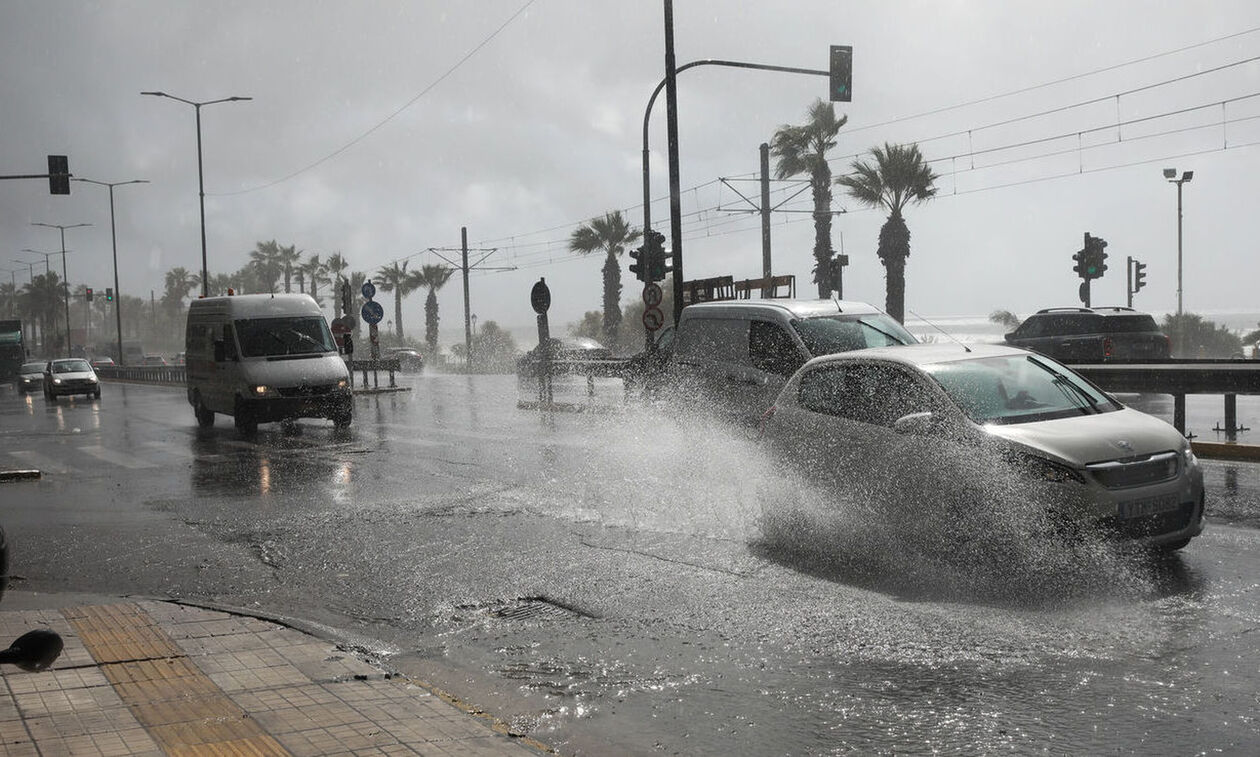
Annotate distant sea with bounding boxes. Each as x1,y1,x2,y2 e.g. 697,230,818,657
904,310,1260,345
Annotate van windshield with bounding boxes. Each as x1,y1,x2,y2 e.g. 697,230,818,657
793,313,916,356
235,316,336,358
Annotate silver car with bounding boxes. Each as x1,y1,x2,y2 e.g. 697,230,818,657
760,343,1204,550
15,361,45,393
43,358,101,400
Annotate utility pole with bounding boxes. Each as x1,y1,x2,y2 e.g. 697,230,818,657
428,227,516,373
760,143,772,297
663,0,684,323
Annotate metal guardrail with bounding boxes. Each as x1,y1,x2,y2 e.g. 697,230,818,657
1070,360,1260,437
96,365,186,384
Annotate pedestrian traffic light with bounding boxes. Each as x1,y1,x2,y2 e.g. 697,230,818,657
628,245,647,283
105,287,113,302
829,45,852,103
1133,260,1147,292
85,287,93,302
47,155,70,195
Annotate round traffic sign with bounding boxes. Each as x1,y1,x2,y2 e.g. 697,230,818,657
361,300,384,325
530,277,551,315
642,306,665,332
361,281,377,300
642,283,663,307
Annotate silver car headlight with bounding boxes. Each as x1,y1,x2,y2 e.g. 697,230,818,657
52,378,62,385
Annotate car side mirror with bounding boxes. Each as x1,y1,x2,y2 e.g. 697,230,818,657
893,411,941,436
213,341,226,363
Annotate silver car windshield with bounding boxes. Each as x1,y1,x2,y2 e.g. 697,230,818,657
792,313,916,356
924,354,1119,425
234,316,337,358
52,360,92,374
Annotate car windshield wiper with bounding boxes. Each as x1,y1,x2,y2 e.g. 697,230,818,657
855,318,910,345
1026,357,1100,414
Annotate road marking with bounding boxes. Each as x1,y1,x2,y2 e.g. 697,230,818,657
79,444,160,469
7,449,73,474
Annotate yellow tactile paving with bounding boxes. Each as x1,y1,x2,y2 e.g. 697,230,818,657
67,603,294,757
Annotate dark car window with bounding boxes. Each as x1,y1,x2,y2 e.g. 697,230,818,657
798,363,934,427
1102,314,1160,333
792,313,915,356
1040,313,1101,335
749,321,803,376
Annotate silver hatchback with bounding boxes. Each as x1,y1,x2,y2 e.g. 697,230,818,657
760,343,1204,550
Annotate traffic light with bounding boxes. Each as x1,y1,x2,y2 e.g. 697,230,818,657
48,155,70,195
628,245,647,283
1080,233,1108,280
105,287,113,302
1072,250,1087,279
85,287,93,302
645,230,671,282
829,45,852,103
1133,260,1147,292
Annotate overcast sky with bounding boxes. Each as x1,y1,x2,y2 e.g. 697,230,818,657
3,0,1259,347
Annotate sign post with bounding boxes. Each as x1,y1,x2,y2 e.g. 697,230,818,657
531,278,552,407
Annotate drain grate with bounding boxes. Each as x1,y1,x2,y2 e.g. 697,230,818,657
462,596,596,621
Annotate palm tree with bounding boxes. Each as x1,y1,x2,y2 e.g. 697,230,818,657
770,99,848,298
22,272,64,353
300,253,329,305
836,142,938,323
325,252,349,318
568,210,641,344
375,261,422,339
163,267,197,317
248,241,283,293
276,243,302,293
416,264,454,356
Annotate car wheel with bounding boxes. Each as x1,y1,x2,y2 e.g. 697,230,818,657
1159,537,1191,552
194,394,215,428
233,397,258,435
93,388,101,399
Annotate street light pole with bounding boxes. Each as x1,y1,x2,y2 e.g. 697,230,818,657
74,178,148,366
141,90,252,297
32,222,90,357
1162,168,1193,355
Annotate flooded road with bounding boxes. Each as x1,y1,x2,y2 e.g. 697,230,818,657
3,376,1260,755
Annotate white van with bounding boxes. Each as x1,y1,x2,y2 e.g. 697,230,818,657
186,293,352,432
666,298,917,423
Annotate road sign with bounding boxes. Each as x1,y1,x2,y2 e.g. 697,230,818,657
642,306,665,332
530,278,551,314
361,281,376,300
642,283,663,307
361,300,384,325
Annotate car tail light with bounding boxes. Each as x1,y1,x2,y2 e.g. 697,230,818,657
758,405,776,436
1103,336,1113,359
1164,334,1172,356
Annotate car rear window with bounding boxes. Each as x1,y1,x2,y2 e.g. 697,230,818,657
792,314,916,356
1038,313,1100,335
1102,314,1160,333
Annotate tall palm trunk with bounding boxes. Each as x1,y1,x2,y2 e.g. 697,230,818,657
877,213,911,323
425,290,439,354
812,173,834,298
602,252,622,343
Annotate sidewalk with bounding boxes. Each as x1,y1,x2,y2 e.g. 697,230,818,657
0,594,549,756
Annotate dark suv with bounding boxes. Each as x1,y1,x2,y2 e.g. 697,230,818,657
1004,306,1170,363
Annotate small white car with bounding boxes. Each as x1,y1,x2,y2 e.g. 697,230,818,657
15,361,45,393
43,358,101,400
760,343,1204,550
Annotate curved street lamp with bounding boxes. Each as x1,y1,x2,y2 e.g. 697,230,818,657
142,90,251,298
74,178,148,366
32,223,91,357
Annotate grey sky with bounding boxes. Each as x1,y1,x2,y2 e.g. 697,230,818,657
3,0,1259,347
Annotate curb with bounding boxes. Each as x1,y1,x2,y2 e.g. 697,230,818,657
0,469,41,482
1191,440,1260,462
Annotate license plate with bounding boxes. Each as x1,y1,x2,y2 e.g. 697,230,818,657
1117,494,1179,519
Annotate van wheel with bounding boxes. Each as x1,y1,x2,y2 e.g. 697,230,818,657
234,398,258,435
194,395,215,428
93,388,102,400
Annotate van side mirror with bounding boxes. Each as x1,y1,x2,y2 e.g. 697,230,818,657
213,341,226,363
893,411,941,436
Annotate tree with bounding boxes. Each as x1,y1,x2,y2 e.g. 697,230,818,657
376,261,423,339
162,267,197,317
416,264,454,357
990,310,1022,331
325,252,349,318
836,142,938,323
248,241,283,293
1164,313,1242,358
300,253,329,305
568,210,641,344
275,242,302,293
771,99,848,298
470,320,519,372
21,272,64,353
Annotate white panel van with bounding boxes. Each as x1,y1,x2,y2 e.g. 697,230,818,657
185,293,352,433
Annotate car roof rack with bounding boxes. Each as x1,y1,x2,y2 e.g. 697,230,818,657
1034,307,1096,314
1092,305,1138,312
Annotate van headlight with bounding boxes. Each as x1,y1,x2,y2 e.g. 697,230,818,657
337,378,348,389
253,385,271,396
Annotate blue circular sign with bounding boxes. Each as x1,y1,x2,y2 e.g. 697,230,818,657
360,300,385,325
361,281,376,300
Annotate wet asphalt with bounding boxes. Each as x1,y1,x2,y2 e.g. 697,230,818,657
2,376,1259,755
